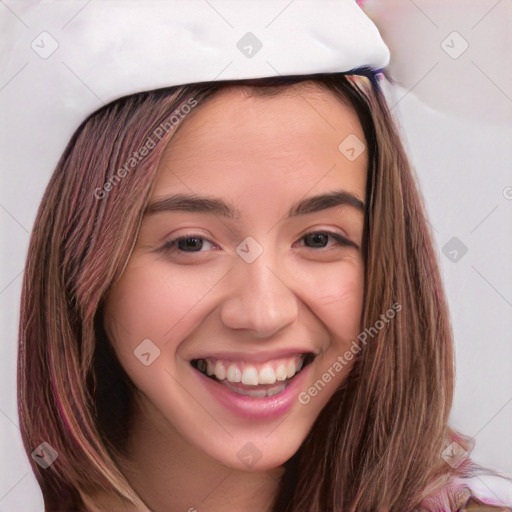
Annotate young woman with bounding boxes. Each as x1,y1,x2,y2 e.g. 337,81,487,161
15,3,512,512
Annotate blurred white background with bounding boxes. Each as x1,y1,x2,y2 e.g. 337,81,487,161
1,1,511,510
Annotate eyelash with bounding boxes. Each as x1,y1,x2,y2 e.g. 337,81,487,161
160,230,357,255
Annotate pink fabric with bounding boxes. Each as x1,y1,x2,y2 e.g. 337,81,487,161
418,472,512,511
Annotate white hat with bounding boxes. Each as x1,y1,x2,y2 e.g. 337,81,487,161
1,0,389,175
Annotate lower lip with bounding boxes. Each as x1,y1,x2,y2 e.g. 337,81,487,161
193,363,312,420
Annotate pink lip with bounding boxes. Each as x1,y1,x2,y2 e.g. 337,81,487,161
193,363,312,420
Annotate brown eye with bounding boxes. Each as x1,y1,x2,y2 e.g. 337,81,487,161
176,237,204,252
300,231,356,250
162,236,216,253
303,232,329,248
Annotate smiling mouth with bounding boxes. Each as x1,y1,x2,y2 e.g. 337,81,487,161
190,353,315,398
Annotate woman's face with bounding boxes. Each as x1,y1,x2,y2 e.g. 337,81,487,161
104,83,367,471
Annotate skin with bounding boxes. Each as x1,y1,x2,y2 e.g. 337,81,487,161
103,82,367,512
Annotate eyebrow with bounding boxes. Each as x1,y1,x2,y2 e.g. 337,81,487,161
145,190,365,219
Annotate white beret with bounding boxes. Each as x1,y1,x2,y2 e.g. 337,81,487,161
1,0,389,171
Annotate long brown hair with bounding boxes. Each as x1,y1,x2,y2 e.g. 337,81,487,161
18,72,475,511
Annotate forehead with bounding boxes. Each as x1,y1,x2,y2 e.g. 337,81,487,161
154,81,367,205
168,81,363,151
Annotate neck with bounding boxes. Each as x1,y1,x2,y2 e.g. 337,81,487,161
117,398,285,512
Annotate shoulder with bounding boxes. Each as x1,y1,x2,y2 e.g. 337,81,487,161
455,474,512,511
417,471,512,511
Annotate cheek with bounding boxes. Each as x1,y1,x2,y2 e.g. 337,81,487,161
292,263,364,413
102,261,220,403
101,270,206,400
301,260,364,341
104,260,225,349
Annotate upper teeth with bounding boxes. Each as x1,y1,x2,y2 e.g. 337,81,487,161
196,355,305,386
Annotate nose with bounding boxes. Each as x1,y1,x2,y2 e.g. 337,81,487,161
220,253,299,338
